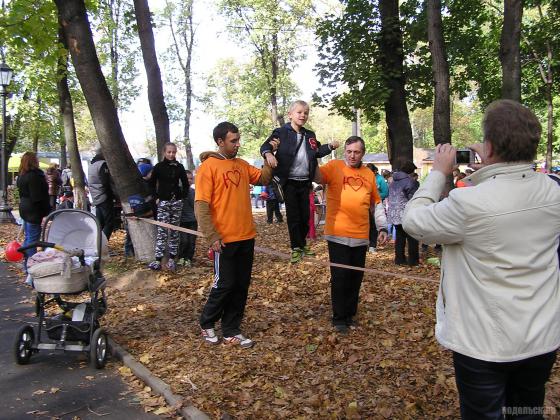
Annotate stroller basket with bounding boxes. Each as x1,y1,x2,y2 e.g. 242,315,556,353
30,263,90,294
45,314,99,343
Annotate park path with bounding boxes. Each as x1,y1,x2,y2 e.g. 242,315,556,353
0,261,158,420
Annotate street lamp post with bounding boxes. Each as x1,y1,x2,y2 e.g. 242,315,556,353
0,62,15,224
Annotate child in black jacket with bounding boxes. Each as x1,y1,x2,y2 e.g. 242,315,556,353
260,100,339,263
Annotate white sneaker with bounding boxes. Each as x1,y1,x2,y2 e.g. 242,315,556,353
223,334,254,348
201,327,220,345
25,274,33,287
369,247,376,253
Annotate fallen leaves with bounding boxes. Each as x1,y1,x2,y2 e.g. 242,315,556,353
97,215,560,418
118,366,133,377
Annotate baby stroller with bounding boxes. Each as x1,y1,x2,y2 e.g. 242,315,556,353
14,209,109,369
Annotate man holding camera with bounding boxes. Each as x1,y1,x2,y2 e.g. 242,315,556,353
403,99,560,418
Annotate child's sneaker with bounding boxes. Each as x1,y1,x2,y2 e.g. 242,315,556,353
148,261,161,271
302,245,315,256
167,258,176,272
290,248,303,264
223,334,254,348
201,327,220,345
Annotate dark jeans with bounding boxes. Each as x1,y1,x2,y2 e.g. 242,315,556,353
266,199,283,223
394,224,419,265
284,180,310,249
368,212,377,248
453,351,556,420
124,222,134,257
95,200,115,241
23,221,42,273
327,240,367,326
200,239,254,337
178,221,198,261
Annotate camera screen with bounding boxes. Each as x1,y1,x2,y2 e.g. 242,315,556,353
456,150,471,164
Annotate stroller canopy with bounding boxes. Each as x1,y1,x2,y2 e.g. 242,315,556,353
45,210,107,258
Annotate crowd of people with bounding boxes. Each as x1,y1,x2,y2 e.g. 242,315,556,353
192,99,560,419
12,98,560,418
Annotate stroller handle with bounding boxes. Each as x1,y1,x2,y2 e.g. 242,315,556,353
18,241,86,265
17,241,57,253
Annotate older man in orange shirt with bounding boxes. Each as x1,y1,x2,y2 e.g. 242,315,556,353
315,136,388,333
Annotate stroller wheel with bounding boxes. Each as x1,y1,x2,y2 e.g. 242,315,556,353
90,328,108,369
14,325,35,365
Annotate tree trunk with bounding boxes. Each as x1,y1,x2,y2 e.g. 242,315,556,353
133,0,170,159
270,33,284,126
427,0,451,145
109,0,120,110
183,2,195,171
59,134,67,169
56,0,155,259
6,115,18,164
55,0,147,200
522,5,553,171
168,0,195,170
57,27,88,209
500,0,523,102
379,0,414,168
541,7,553,172
545,82,553,171
32,130,39,153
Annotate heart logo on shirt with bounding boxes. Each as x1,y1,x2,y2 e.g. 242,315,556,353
224,170,241,188
344,176,363,192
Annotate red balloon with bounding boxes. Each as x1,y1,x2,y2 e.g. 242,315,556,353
5,240,24,262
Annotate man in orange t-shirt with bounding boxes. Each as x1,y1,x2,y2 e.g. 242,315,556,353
195,122,277,348
315,136,388,333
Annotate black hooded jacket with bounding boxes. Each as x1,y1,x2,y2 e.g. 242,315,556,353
149,158,189,201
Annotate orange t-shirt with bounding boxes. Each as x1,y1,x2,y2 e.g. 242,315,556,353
320,160,381,239
195,156,261,243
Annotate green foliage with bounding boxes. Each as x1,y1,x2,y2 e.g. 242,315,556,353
202,58,284,157
307,106,352,145
217,0,312,124
92,0,141,111
408,99,483,149
361,119,388,154
315,0,387,123
0,1,64,153
156,0,194,124
73,101,99,151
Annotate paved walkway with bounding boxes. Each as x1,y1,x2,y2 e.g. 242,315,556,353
0,261,158,420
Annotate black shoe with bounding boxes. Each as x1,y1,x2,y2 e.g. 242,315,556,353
346,318,358,328
334,324,349,334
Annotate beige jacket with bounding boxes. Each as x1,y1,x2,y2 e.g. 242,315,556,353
403,163,560,362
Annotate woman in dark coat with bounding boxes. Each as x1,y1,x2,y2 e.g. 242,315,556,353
17,152,50,280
